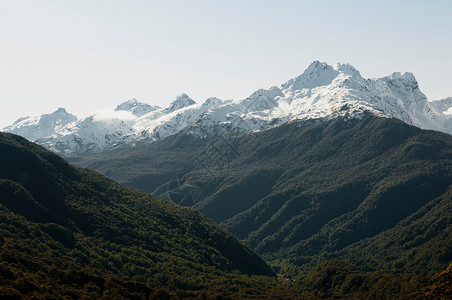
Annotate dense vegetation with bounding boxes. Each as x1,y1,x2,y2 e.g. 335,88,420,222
74,115,452,276
0,132,307,299
424,262,452,299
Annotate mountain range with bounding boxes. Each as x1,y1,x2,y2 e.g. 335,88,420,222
3,61,452,155
1,61,451,298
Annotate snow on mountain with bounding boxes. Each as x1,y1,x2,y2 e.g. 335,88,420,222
4,61,451,155
166,61,449,140
35,94,197,154
3,108,77,141
427,97,452,134
37,109,137,155
429,97,452,115
167,93,196,113
132,94,197,124
115,98,160,117
127,61,449,146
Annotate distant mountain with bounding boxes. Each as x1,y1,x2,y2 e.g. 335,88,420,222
35,94,198,155
3,107,77,141
115,98,160,117
0,132,280,298
73,115,452,275
166,93,197,113
3,61,452,155
37,110,138,155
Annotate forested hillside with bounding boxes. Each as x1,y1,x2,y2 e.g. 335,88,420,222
0,132,301,299
74,115,452,276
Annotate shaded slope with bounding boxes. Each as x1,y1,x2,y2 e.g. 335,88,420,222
0,132,276,297
73,115,452,275
334,187,452,273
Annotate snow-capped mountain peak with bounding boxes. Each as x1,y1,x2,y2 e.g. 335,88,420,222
37,109,136,155
167,93,196,113
333,63,365,81
201,97,223,110
383,71,419,91
115,98,160,117
4,61,452,155
54,107,68,114
3,107,77,141
282,60,339,91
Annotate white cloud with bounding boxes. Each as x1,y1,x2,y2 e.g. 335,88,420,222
92,109,137,122
445,107,452,116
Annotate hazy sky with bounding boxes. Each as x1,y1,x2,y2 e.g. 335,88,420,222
1,0,451,127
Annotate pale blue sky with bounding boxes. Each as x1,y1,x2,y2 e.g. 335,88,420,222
1,0,451,127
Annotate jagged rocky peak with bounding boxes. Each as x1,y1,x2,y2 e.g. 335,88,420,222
115,98,140,109
383,71,419,89
202,97,223,109
48,107,77,124
168,93,196,112
378,71,424,106
54,107,68,114
283,61,369,92
304,60,331,72
115,98,159,117
333,62,363,79
387,71,417,81
282,61,340,91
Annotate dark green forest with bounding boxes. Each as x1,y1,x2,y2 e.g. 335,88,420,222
74,115,452,273
0,132,299,299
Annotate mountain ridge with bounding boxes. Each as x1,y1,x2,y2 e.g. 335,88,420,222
3,61,452,155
